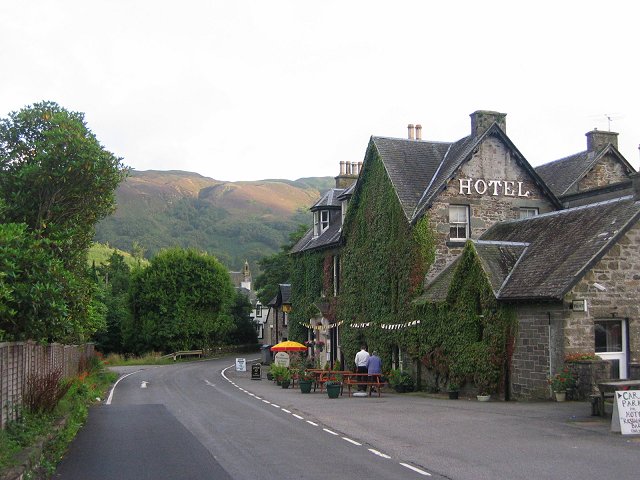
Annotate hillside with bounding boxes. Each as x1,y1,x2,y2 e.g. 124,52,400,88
94,170,333,270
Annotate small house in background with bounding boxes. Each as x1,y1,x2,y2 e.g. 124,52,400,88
265,284,291,345
229,260,265,341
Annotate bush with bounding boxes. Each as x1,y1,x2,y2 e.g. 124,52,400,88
22,368,71,414
388,369,414,393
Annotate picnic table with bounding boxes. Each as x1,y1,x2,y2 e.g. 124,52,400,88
595,379,640,416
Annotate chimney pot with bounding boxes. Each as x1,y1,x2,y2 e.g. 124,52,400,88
470,110,506,137
415,124,422,141
407,124,415,140
586,130,618,151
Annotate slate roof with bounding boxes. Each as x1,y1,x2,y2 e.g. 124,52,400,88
311,188,344,210
479,196,640,300
372,124,559,223
268,283,291,307
535,145,635,197
290,216,342,253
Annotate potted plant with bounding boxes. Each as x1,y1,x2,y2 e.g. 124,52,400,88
447,379,461,400
325,380,341,399
474,365,498,401
280,368,291,389
388,369,414,393
298,370,314,394
548,368,575,402
269,365,287,385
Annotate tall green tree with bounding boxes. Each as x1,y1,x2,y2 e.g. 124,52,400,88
225,291,258,345
0,101,127,342
254,224,307,304
0,101,127,271
126,248,235,354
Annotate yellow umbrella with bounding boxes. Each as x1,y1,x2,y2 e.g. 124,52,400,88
270,340,308,352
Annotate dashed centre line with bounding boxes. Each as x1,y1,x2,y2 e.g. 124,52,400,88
219,364,431,478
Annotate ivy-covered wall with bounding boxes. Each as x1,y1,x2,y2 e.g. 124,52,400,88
415,242,517,394
289,250,324,342
337,144,429,371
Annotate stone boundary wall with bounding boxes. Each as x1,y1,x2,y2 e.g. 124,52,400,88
0,341,94,429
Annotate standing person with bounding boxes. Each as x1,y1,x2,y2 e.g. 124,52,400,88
367,351,382,394
354,345,370,391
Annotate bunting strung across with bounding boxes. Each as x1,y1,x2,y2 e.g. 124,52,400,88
301,320,344,331
350,322,371,329
380,320,421,330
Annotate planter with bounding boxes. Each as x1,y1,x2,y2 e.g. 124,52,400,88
281,379,290,389
448,390,459,400
299,379,313,394
477,394,491,402
326,383,341,399
555,391,566,402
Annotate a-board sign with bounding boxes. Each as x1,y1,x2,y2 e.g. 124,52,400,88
251,363,261,380
274,352,290,367
235,358,246,372
613,390,640,435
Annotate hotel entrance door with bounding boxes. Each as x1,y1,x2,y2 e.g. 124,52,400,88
595,319,628,378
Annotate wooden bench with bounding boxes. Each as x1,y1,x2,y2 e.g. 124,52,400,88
344,373,384,397
597,379,640,417
160,350,204,361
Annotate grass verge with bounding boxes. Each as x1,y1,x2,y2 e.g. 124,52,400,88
0,361,117,479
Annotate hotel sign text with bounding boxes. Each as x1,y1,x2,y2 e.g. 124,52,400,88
459,178,530,197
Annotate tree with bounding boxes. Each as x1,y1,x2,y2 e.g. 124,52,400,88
254,224,307,304
92,251,133,353
126,248,236,354
0,102,126,342
0,101,127,272
225,291,258,345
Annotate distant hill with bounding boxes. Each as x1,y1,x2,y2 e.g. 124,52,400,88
88,242,148,269
94,170,333,271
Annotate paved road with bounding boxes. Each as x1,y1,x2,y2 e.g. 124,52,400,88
55,356,639,479
55,356,433,479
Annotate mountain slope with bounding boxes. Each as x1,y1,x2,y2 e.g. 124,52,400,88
94,170,333,270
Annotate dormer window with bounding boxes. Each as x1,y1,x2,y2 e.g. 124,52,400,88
313,210,329,238
320,210,329,232
341,199,348,226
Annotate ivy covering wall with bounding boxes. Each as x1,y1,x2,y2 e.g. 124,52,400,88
289,142,516,394
337,145,428,370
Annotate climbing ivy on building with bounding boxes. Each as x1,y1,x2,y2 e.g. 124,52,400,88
337,145,429,370
289,250,324,342
414,242,517,392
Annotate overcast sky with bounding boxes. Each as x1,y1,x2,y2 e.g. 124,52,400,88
1,1,638,181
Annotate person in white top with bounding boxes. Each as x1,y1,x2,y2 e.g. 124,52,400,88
354,345,370,391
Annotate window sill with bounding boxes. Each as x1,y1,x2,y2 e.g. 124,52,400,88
446,240,467,248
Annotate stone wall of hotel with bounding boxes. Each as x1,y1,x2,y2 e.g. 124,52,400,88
575,153,630,193
566,220,640,362
426,136,557,282
510,303,564,400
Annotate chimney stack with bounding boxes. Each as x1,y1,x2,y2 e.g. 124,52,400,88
586,129,618,152
407,124,415,140
415,124,422,140
470,110,506,137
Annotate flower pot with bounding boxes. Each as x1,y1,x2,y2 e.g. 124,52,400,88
555,391,566,402
299,379,313,394
281,379,290,389
477,394,491,402
326,383,341,399
448,390,459,400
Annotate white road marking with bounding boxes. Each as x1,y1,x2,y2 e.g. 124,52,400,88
306,420,318,426
106,370,142,405
292,414,304,420
400,463,432,476
141,381,148,388
323,428,339,435
271,404,280,408
204,379,215,387
368,448,391,459
281,408,291,413
342,437,362,446
262,400,271,404
254,396,262,400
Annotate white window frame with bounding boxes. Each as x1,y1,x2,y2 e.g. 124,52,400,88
449,205,470,241
341,199,348,227
519,207,539,219
320,210,329,233
255,304,262,317
313,211,319,238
